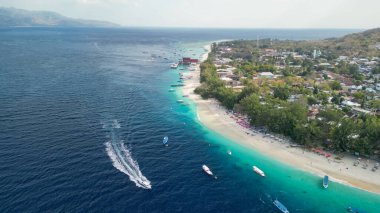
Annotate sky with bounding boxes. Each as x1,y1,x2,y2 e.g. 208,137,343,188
0,0,379,29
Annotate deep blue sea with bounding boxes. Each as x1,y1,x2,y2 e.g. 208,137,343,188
1,27,379,212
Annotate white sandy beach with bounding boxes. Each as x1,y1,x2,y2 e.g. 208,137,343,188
181,44,380,194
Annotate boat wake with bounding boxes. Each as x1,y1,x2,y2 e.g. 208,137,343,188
112,119,121,129
104,120,151,190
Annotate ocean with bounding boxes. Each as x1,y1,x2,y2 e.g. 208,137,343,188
0,27,379,212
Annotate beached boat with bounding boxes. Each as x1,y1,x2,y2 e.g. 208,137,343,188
323,175,329,188
163,136,168,146
170,63,178,69
253,166,265,177
202,165,213,176
273,199,289,213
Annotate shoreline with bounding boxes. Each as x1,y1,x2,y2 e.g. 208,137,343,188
181,44,380,195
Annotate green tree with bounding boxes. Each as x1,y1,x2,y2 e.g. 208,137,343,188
307,96,318,105
293,121,322,145
237,82,259,102
369,100,380,110
330,118,357,151
331,94,343,105
317,92,329,105
215,87,238,110
323,74,329,80
313,86,319,95
274,87,290,100
319,109,344,122
353,91,366,106
329,81,342,90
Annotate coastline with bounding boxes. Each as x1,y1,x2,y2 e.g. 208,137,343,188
182,44,380,195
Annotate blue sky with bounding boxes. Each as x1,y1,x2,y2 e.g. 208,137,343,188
0,0,379,28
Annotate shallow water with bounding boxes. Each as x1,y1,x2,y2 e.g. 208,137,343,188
0,27,378,212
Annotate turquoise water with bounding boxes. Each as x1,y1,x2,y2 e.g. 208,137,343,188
174,42,380,213
1,27,378,212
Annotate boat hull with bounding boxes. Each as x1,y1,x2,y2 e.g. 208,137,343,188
202,165,213,176
253,166,265,177
323,175,329,189
273,200,289,213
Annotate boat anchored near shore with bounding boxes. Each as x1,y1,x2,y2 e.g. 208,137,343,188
323,175,329,189
253,166,265,177
170,63,178,69
273,199,289,213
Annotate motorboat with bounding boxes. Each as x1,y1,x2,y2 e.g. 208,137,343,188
253,166,265,177
323,175,329,188
273,199,289,213
202,165,213,176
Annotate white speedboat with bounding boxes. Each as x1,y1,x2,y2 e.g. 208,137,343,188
228,150,232,155
139,179,152,189
253,166,265,177
202,165,213,176
273,199,289,213
323,175,329,189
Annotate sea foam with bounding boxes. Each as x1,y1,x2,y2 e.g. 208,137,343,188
105,141,151,189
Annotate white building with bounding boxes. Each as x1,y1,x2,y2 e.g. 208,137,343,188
376,83,380,91
258,72,274,79
342,100,361,107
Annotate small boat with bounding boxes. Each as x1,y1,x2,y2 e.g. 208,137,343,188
171,84,185,87
170,63,178,69
347,206,367,213
177,100,184,103
323,175,329,189
138,179,152,189
182,95,189,97
168,88,175,92
163,136,168,146
273,199,289,213
253,166,265,177
228,150,232,156
202,165,213,176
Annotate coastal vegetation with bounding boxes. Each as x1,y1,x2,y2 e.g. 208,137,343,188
195,29,380,157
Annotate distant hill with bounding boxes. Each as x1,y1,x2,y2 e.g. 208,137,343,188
0,7,119,27
270,28,380,57
224,28,380,58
